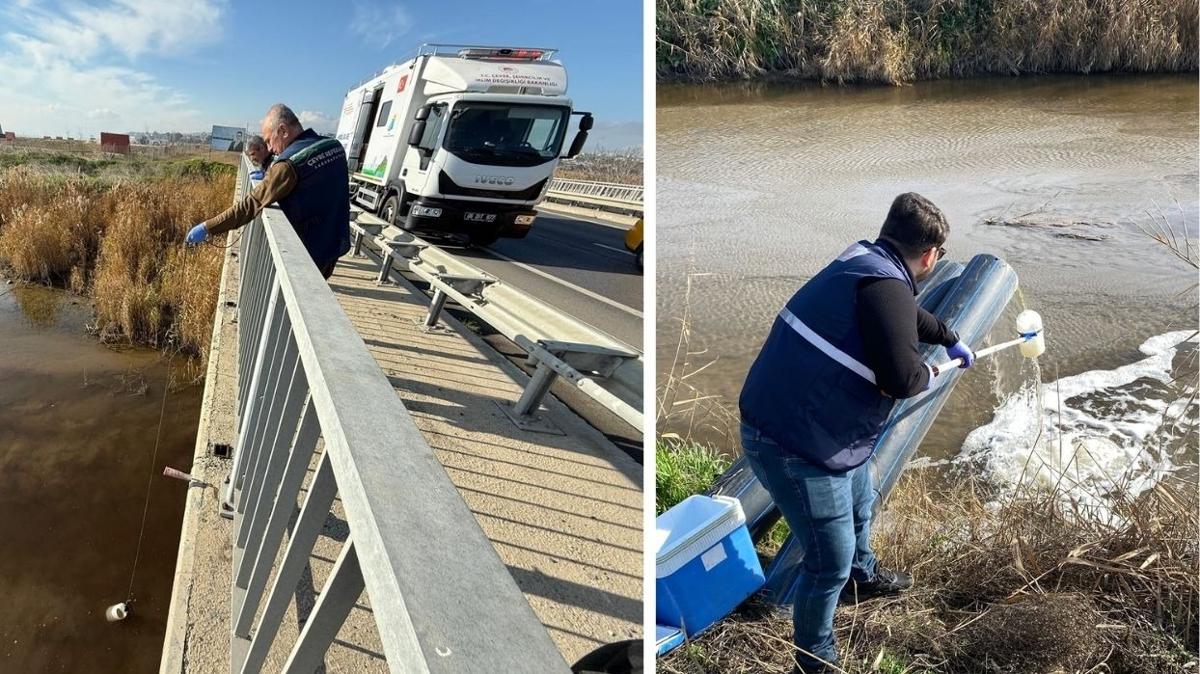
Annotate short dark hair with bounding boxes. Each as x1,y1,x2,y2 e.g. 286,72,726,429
878,192,949,258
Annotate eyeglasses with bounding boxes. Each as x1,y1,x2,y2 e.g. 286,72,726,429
935,246,947,260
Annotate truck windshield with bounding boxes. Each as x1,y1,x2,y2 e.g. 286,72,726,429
443,103,570,167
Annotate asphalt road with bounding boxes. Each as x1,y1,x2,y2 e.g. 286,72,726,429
425,208,644,458
455,208,644,349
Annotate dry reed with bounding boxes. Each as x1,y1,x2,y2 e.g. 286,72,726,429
658,0,1199,83
0,163,233,371
660,469,1199,673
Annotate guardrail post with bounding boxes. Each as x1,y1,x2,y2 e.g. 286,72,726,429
376,246,395,284
424,289,448,328
512,360,557,417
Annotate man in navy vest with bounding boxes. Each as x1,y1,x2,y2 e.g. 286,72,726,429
739,193,975,673
185,104,350,279
242,134,274,180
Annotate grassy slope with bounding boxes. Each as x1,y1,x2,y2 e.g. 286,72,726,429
656,440,1198,673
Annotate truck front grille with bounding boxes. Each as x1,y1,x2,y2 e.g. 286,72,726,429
438,172,546,201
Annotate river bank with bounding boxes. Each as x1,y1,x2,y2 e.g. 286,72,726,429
657,442,1198,673
0,152,233,373
657,0,1198,83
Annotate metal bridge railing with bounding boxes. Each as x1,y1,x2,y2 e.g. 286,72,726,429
545,178,643,214
226,158,568,673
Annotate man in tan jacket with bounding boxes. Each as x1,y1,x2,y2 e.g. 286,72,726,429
186,104,350,279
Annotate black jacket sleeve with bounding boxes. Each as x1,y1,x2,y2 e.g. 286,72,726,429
856,278,958,399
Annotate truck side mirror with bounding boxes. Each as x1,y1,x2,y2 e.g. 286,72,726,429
566,130,588,159
414,105,431,121
408,121,427,147
578,114,594,131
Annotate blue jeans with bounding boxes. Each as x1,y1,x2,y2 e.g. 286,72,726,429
740,422,878,669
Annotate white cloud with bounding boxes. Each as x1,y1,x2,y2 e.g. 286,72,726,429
0,1,225,136
349,0,412,48
298,110,337,134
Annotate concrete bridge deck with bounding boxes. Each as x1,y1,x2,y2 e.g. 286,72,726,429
161,232,642,672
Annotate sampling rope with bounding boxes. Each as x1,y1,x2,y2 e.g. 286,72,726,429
125,354,174,602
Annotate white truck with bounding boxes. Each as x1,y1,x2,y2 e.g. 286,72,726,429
335,44,592,246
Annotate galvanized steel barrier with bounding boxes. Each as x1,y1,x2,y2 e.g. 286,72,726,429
349,212,644,433
544,178,643,214
225,158,569,673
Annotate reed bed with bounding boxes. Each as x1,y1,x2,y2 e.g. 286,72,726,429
658,0,1199,83
0,163,234,371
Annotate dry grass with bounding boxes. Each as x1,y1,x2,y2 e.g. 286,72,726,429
660,469,1199,673
0,161,233,371
657,0,1199,83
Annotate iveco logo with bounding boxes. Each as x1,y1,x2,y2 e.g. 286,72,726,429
474,175,514,186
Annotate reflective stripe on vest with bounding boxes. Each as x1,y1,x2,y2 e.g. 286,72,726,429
777,306,878,385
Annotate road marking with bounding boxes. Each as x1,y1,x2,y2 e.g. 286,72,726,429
593,243,633,256
482,248,644,318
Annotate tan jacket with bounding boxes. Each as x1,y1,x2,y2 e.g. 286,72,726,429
203,161,298,236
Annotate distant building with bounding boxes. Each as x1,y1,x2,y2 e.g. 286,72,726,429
100,132,131,154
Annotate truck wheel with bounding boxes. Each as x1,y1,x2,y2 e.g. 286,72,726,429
468,230,500,247
380,194,400,226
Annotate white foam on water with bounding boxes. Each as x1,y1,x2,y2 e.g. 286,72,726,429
960,330,1198,506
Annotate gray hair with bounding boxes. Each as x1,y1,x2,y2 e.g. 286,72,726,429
265,103,302,131
243,134,268,154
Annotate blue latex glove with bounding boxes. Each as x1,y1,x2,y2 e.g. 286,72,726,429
946,340,975,369
185,223,209,245
249,169,264,180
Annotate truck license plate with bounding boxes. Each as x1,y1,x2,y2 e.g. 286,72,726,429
465,212,497,223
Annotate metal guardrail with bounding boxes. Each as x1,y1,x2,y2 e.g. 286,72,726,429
348,212,644,433
544,178,643,214
225,158,569,673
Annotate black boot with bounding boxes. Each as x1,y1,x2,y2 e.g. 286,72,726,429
840,566,913,602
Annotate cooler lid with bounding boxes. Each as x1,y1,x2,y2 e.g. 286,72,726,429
655,494,746,576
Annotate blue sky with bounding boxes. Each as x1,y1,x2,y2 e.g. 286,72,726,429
0,0,644,151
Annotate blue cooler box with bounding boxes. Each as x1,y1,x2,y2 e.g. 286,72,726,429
655,494,764,637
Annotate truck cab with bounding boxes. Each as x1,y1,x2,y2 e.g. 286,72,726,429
336,45,592,246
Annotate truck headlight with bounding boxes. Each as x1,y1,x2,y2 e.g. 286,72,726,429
514,214,536,226
412,205,442,218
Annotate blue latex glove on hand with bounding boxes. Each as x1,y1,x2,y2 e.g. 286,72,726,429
249,169,264,180
185,223,209,245
946,340,975,369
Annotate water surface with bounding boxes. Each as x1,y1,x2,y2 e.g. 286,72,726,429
656,75,1199,479
0,284,201,673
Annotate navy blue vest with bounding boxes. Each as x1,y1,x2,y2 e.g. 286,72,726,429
739,240,916,472
274,129,351,269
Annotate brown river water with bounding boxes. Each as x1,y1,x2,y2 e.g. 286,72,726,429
0,284,201,672
656,75,1199,477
